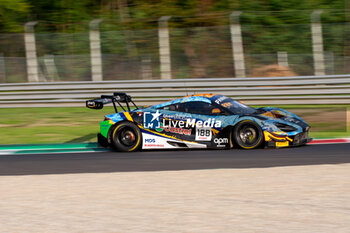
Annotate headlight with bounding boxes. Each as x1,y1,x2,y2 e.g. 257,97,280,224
274,122,297,132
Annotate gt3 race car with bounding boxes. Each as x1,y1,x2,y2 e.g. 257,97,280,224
86,93,312,152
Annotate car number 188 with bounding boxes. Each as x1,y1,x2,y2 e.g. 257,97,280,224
195,127,212,141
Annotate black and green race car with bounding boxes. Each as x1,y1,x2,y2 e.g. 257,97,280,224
86,92,312,152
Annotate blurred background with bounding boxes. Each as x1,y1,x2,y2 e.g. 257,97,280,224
0,0,349,82
0,0,349,144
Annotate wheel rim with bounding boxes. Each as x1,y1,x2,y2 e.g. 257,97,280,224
238,125,260,147
118,127,136,147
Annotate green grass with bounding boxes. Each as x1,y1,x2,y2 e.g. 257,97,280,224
0,107,116,144
308,131,350,139
0,105,349,145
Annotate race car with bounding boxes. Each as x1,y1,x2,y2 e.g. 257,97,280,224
86,92,312,152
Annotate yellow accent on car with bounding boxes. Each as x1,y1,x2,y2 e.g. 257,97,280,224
129,131,141,151
260,111,274,118
183,93,217,98
264,131,273,141
211,128,219,135
211,108,221,114
123,112,134,122
264,131,293,142
276,141,289,147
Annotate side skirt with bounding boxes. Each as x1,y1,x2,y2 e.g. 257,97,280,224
141,132,207,150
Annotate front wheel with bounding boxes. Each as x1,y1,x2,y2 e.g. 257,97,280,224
111,122,142,152
233,120,263,149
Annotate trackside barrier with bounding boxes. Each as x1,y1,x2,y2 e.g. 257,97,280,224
1,75,350,107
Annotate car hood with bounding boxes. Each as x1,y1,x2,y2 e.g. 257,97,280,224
256,107,310,130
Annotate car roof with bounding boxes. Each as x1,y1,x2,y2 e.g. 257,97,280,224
150,93,221,109
178,93,221,103
182,93,218,99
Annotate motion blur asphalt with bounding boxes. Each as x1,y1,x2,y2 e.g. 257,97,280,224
0,143,349,176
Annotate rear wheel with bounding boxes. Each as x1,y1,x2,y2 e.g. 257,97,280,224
234,120,263,149
111,122,142,152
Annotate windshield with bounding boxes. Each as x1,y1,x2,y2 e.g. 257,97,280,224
212,95,256,115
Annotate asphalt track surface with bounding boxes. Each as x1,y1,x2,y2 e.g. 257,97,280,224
0,143,350,176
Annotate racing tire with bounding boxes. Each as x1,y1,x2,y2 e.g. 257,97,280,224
233,120,263,149
111,122,142,152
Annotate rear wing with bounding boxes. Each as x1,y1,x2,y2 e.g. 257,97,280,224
86,92,138,113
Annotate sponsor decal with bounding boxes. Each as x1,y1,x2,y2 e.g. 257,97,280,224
214,96,228,104
87,101,95,107
143,138,165,148
144,144,165,148
162,118,221,128
144,111,222,133
214,138,229,147
144,110,162,129
155,123,192,135
163,114,188,120
276,141,289,147
163,126,192,135
155,122,165,132
195,127,212,141
145,138,156,143
221,102,232,108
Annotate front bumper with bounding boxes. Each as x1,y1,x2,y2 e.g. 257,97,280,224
291,131,312,146
265,131,312,148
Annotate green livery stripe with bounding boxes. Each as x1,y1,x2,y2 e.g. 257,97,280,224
0,143,98,150
0,143,111,155
100,120,113,138
12,148,109,154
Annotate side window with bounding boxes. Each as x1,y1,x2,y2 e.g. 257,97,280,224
183,101,224,115
158,103,183,111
